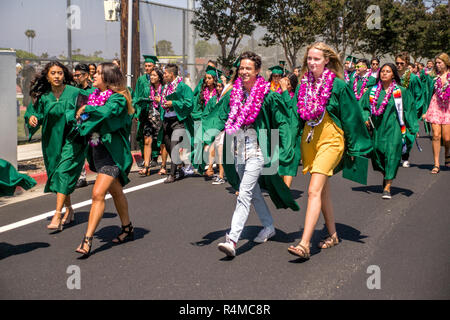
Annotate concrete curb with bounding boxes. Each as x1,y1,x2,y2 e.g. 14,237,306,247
28,152,143,185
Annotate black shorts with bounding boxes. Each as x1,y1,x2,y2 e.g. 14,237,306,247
91,143,120,179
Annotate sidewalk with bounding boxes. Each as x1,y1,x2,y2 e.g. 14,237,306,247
18,142,42,161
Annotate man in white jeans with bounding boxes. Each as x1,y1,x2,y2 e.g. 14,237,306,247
218,128,276,257
216,52,282,257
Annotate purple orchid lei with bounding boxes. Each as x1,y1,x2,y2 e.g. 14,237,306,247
203,87,217,106
369,80,396,116
434,73,450,106
296,68,336,121
224,76,270,134
161,76,183,111
353,73,370,101
86,88,113,147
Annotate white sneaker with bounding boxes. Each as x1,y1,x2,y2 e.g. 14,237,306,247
253,225,276,243
218,234,236,257
402,160,410,168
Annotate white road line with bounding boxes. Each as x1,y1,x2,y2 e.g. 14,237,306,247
0,178,167,234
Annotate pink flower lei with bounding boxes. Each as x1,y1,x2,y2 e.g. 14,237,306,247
353,73,370,101
87,88,114,107
150,84,162,110
370,80,396,116
86,88,113,147
225,76,270,134
434,73,450,105
202,86,217,106
161,76,183,111
296,68,336,121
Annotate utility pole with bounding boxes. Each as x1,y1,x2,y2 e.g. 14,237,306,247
67,0,72,66
187,0,195,85
120,0,140,150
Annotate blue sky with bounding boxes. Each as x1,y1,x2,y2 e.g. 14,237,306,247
0,0,196,59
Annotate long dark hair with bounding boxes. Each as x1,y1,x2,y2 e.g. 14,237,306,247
376,63,401,85
199,73,218,107
150,68,164,89
99,62,134,114
30,61,73,103
287,73,298,93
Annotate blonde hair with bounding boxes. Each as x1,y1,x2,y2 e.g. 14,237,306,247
434,52,450,74
300,42,343,80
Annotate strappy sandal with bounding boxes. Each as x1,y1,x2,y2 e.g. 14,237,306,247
112,222,135,244
47,211,63,231
158,165,167,175
430,165,440,174
76,236,93,258
318,234,340,249
287,243,310,260
139,166,151,176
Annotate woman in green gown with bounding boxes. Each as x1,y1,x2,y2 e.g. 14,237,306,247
75,63,135,257
360,63,419,199
192,66,221,178
287,43,373,260
25,61,86,231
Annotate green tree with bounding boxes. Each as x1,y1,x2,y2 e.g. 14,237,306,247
156,40,175,56
421,2,450,59
353,0,404,59
318,0,368,59
191,0,257,69
255,0,323,70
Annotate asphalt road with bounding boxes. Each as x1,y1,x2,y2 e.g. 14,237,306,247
0,130,449,300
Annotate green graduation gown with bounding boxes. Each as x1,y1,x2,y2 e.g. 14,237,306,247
160,81,195,160
0,159,36,196
361,86,419,180
401,72,423,153
78,93,133,186
24,85,86,195
202,90,299,211
279,89,301,177
133,82,164,159
350,75,377,102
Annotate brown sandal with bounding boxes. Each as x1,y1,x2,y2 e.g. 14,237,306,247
430,166,440,174
287,243,310,259
318,234,340,249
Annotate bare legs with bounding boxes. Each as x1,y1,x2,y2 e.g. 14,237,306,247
76,174,130,253
47,193,74,229
289,173,337,255
431,124,450,170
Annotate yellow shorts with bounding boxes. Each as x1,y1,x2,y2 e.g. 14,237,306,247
301,111,345,176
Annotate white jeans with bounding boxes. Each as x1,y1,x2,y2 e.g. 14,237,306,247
228,154,274,243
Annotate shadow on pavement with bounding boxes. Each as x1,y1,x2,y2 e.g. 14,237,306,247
0,241,50,261
352,185,414,197
81,225,150,257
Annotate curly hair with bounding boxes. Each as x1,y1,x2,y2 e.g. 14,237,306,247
30,61,73,103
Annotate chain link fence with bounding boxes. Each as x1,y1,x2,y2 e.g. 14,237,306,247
11,0,288,143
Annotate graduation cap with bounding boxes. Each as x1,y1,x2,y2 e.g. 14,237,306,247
143,55,158,64
279,60,286,66
205,65,225,84
269,65,284,75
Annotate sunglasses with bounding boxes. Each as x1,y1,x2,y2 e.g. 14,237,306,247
396,62,405,66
